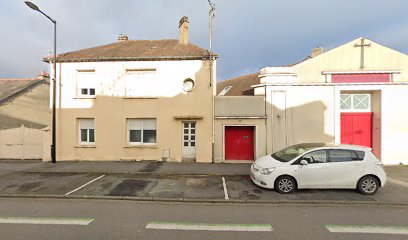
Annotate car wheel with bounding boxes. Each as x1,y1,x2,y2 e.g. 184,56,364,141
357,176,379,195
275,176,296,194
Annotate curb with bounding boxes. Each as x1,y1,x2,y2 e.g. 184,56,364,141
1,194,407,207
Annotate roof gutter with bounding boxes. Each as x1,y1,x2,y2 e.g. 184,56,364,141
43,55,219,63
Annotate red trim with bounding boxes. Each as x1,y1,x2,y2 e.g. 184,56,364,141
332,74,390,83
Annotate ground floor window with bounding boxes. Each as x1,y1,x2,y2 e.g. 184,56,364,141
79,118,95,144
127,119,157,144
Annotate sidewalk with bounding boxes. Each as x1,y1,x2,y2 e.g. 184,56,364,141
26,161,252,176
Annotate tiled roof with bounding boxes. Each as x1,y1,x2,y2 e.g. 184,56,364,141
0,79,45,105
217,55,314,96
48,39,217,62
216,72,260,96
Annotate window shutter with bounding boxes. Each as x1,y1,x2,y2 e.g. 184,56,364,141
128,119,142,130
80,119,94,129
143,119,157,130
125,70,156,97
77,71,96,90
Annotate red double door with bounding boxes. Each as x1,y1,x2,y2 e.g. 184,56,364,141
341,113,372,148
225,126,254,160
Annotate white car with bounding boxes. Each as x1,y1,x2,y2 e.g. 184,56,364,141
250,143,386,195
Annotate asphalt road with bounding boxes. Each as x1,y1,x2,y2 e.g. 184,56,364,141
0,198,407,240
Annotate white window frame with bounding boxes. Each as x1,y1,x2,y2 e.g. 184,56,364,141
78,118,95,145
127,118,157,145
340,93,371,112
76,70,96,98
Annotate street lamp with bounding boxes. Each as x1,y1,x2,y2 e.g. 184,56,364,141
25,1,57,164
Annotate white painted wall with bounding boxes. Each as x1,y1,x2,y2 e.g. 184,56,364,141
56,60,205,109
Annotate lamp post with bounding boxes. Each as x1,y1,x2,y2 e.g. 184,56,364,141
25,1,57,164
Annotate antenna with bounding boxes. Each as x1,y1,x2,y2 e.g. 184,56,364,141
207,0,215,86
208,0,215,50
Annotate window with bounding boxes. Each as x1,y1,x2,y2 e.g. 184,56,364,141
79,119,95,144
340,94,370,112
182,78,195,92
125,69,156,97
301,150,327,164
128,119,157,144
329,149,362,162
218,86,232,96
355,150,365,160
77,70,96,97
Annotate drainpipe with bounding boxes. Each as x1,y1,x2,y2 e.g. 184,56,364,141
264,85,267,155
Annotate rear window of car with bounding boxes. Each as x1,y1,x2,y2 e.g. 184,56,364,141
355,150,365,160
329,149,364,162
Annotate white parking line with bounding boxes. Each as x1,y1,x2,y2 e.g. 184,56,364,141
222,177,229,200
326,225,408,235
387,177,408,188
0,216,93,225
146,221,273,232
65,175,105,196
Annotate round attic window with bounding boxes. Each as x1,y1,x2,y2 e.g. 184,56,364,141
182,78,195,92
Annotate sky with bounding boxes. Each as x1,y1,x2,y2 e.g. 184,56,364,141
2,0,408,81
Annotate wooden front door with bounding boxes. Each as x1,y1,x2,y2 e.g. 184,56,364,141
225,126,254,161
341,113,372,148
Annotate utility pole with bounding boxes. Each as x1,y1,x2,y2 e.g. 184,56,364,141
207,0,215,162
25,1,57,164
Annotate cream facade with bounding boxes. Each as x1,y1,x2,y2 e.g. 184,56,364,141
217,37,408,165
49,17,216,162
0,78,49,159
53,60,214,162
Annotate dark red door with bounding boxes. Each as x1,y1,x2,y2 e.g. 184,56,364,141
225,126,254,160
341,113,372,148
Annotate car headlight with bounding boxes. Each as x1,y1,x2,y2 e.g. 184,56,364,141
260,167,275,175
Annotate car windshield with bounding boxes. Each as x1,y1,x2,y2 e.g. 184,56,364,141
272,143,327,162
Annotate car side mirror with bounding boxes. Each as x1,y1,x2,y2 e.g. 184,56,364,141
300,159,308,165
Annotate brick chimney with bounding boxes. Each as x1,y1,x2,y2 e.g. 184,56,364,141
179,16,189,45
117,34,128,42
311,47,324,57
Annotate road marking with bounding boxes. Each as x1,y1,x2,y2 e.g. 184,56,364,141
0,216,93,225
146,221,272,232
222,177,229,200
326,225,408,235
387,177,408,188
65,175,105,196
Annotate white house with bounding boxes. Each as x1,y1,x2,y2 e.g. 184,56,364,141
216,37,408,165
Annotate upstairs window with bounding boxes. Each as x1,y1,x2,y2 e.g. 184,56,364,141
127,119,157,144
340,94,370,112
125,69,157,97
76,70,96,98
79,118,95,144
